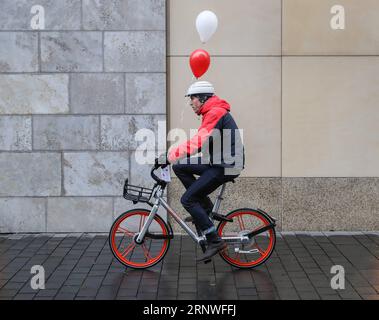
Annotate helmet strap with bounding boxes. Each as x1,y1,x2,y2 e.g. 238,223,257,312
192,94,213,104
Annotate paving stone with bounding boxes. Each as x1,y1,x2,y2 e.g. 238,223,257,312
35,289,58,297
54,293,76,300
76,288,98,297
0,233,377,300
178,284,197,293
238,295,260,300
321,295,342,300
13,293,36,300
2,282,24,290
137,293,157,299
0,289,18,298
177,293,197,300
355,286,378,295
238,288,258,295
117,288,138,297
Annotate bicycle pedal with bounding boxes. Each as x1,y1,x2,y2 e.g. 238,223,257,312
212,213,233,223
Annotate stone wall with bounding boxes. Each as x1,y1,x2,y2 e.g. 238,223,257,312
0,0,166,232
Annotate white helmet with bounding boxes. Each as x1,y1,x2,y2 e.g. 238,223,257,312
185,81,215,97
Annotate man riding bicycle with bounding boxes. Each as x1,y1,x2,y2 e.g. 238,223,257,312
159,81,245,262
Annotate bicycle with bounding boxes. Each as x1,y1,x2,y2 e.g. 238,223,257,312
109,162,277,269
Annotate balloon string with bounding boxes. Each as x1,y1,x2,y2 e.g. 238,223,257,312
180,105,184,124
181,74,198,124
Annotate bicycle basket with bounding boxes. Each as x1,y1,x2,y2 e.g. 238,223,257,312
123,179,154,204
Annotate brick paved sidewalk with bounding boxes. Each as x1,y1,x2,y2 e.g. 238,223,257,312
0,232,378,300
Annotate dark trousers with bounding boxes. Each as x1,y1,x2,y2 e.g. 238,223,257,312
172,158,239,231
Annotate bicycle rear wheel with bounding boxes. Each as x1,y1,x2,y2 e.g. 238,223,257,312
217,208,276,269
109,209,171,269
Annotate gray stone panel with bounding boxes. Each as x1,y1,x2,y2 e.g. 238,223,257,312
125,73,166,114
0,0,167,233
41,32,102,72
0,32,38,72
0,198,46,233
0,152,61,196
47,197,112,232
63,152,129,196
100,115,165,150
33,115,99,150
104,31,165,72
83,0,165,30
0,74,69,114
0,116,32,150
70,74,124,114
130,150,156,187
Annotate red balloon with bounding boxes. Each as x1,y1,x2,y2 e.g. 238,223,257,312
189,49,210,78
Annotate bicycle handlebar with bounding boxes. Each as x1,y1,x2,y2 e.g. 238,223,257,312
150,161,168,186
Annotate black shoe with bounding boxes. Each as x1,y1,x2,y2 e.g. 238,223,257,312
185,212,232,223
196,232,227,262
212,213,233,222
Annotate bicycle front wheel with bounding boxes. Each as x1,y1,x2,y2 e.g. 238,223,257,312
217,208,276,269
109,209,171,269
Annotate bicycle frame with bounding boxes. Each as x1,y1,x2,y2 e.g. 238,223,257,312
135,182,251,246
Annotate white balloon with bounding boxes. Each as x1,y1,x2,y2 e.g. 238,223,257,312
196,10,218,44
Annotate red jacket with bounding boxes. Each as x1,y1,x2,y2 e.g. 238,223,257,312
168,95,233,164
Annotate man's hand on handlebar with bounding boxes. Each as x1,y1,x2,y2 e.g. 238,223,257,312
155,152,171,169
152,153,171,185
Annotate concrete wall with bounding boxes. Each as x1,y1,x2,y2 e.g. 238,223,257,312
168,0,379,231
0,0,166,233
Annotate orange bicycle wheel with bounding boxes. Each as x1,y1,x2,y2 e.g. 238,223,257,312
217,208,276,269
109,209,171,269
